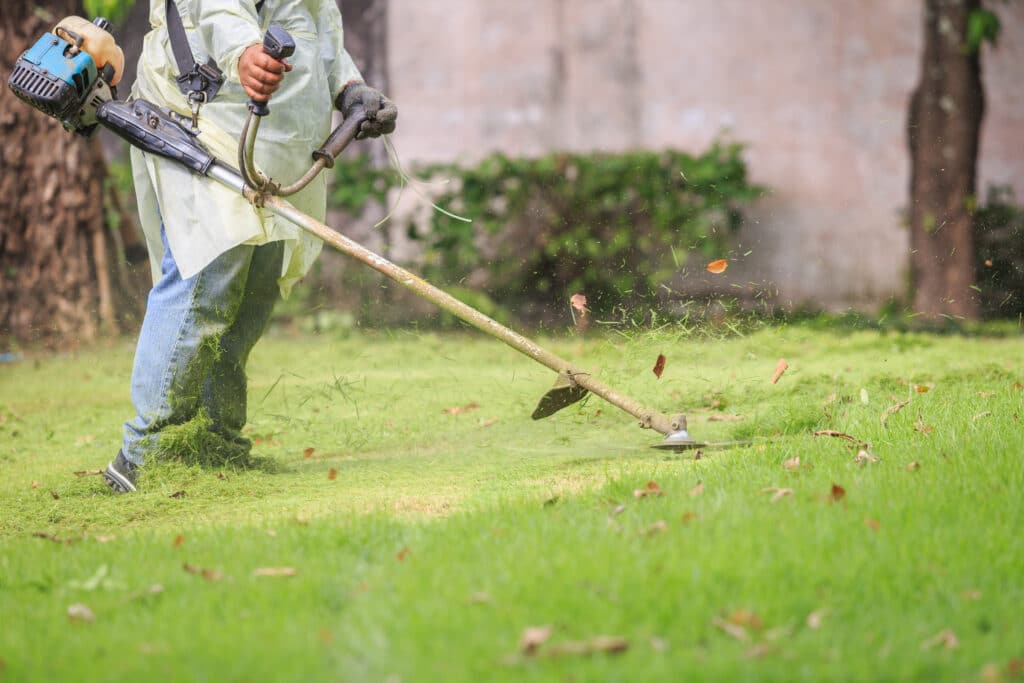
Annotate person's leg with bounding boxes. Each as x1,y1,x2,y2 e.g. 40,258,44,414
202,240,284,441
110,227,256,490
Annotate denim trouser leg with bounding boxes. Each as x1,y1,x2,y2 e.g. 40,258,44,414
121,227,284,466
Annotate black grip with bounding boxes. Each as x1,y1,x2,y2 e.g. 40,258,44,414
311,105,366,168
249,24,295,116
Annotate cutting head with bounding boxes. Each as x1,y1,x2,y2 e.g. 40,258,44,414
532,372,589,420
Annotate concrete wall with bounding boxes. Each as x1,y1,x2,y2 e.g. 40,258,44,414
385,0,1024,309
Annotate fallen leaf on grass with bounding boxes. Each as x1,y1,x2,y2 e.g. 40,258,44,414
706,259,728,274
569,293,588,317
760,487,793,503
806,609,828,630
327,468,338,481
610,504,627,516
921,628,959,651
67,604,95,623
634,480,664,498
830,484,846,502
782,455,800,471
771,359,788,384
31,481,39,489
182,563,223,581
854,450,879,465
1007,657,1024,677
303,447,315,459
865,517,881,531
906,461,921,472
813,430,867,447
641,520,668,536
443,402,481,415
253,567,298,578
548,636,629,656
480,418,498,427
50,490,60,500
173,534,184,548
712,616,749,642
653,353,667,379
914,413,935,435
914,384,934,394
519,625,553,654
881,399,910,425
94,535,116,544
681,511,698,523
728,609,764,630
33,531,65,544
169,490,186,499
689,481,705,497
73,469,103,477
396,546,411,562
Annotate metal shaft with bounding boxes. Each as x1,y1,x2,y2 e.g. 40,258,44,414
208,163,683,436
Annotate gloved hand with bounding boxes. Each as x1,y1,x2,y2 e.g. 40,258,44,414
336,82,397,139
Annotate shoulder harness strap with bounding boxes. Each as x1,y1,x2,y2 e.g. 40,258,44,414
164,0,224,103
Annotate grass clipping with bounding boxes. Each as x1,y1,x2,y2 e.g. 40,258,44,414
152,409,269,470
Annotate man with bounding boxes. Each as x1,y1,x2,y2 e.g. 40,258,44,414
103,0,396,493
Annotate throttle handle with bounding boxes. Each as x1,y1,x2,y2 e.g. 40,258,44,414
248,24,295,117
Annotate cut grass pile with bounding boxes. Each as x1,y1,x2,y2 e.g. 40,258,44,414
1,324,1022,681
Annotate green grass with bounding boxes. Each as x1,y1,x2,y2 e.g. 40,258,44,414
1,324,1022,681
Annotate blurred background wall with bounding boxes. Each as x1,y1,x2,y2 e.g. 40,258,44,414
384,0,1024,309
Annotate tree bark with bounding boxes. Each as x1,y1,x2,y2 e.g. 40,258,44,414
0,1,140,348
907,0,985,320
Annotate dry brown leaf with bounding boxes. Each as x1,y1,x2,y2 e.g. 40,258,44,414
984,259,993,267
519,625,553,654
50,490,60,500
761,487,793,503
914,384,933,394
865,517,881,531
681,511,698,523
706,259,728,274
830,483,846,502
169,490,186,499
771,358,788,384
712,616,749,641
252,567,298,578
813,430,867,447
443,402,481,415
67,603,95,623
641,520,668,536
31,481,40,489
1007,657,1024,677
173,534,184,548
182,563,223,581
881,399,910,425
73,469,103,477
396,546,411,562
782,455,800,471
94,535,116,544
653,353,667,379
569,293,588,317
728,609,764,630
689,481,705,497
303,447,315,459
921,628,959,651
806,609,828,630
327,468,338,481
906,461,921,472
33,531,63,543
914,413,934,435
587,636,629,654
854,450,879,465
634,480,664,499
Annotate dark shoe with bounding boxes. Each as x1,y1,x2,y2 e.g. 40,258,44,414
103,451,138,493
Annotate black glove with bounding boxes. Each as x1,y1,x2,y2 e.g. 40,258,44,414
336,82,397,139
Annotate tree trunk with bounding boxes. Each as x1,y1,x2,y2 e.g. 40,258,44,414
907,0,985,320
0,1,140,348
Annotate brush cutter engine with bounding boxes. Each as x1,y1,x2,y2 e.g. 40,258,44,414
8,17,118,136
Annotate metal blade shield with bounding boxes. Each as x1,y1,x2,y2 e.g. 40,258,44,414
532,372,589,420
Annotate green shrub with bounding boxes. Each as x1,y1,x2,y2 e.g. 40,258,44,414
330,143,765,320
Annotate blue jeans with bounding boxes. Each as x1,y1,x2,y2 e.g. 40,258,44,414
121,227,284,466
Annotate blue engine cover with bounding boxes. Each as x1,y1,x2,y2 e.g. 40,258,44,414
8,32,98,123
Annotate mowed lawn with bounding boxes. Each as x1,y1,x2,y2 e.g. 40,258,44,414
0,324,1021,682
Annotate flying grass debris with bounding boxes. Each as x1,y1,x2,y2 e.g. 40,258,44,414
706,259,728,274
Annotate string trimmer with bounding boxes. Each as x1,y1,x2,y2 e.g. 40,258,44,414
9,17,707,451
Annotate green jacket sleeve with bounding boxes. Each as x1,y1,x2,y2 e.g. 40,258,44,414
315,0,364,102
174,0,264,83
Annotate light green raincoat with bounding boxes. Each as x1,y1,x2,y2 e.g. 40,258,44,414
131,0,362,294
